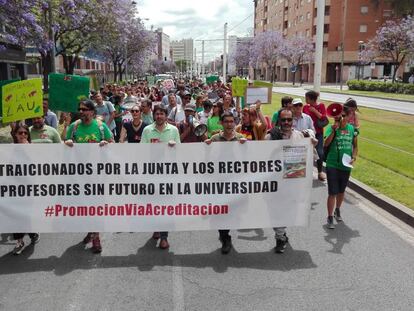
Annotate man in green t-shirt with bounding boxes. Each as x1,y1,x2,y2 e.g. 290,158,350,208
324,105,358,229
205,112,246,254
141,105,180,250
30,115,62,144
64,99,114,254
271,96,293,127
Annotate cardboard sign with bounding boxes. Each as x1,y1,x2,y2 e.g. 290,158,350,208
245,86,272,105
206,75,219,85
0,78,21,118
1,78,43,123
162,79,174,90
49,73,90,113
231,77,248,97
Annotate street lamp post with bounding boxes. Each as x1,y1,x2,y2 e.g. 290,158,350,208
357,40,364,80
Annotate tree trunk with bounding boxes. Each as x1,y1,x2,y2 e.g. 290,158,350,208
41,52,51,92
392,63,400,83
292,70,296,86
68,55,77,75
118,63,123,81
62,54,69,74
113,61,118,82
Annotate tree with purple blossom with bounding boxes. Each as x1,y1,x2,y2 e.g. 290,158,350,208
0,0,48,51
250,31,283,82
279,36,314,85
229,37,253,77
362,16,414,83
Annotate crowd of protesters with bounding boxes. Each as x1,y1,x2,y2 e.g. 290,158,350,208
6,76,358,256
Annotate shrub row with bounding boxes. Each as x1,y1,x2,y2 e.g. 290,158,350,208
347,80,414,95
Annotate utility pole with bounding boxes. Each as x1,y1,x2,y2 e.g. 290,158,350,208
201,40,205,78
223,22,228,83
340,0,348,90
313,0,325,92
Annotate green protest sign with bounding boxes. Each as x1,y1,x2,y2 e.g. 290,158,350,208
231,77,248,97
1,79,43,123
253,80,273,88
147,76,155,86
49,73,90,113
0,78,21,119
206,75,219,85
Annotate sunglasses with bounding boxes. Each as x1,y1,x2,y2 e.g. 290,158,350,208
17,131,28,135
78,107,92,112
131,110,140,113
280,118,293,122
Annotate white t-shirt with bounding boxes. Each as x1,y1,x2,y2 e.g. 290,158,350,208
168,104,185,123
95,101,116,130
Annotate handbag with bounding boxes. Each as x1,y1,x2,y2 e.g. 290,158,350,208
316,116,329,128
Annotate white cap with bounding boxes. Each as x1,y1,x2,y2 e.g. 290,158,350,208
292,98,303,105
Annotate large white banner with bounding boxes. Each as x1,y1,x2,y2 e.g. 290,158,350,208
0,140,313,232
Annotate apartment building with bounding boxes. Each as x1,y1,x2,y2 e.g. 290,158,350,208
254,0,398,83
171,39,194,63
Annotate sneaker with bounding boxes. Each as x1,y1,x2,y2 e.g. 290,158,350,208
334,208,343,222
91,237,102,254
275,234,289,253
220,236,232,254
159,238,169,249
13,241,25,255
82,232,93,244
30,234,40,244
327,216,335,229
318,172,326,181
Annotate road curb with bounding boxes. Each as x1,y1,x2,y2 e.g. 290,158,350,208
348,177,414,228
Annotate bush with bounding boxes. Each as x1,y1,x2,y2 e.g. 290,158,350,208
347,80,414,95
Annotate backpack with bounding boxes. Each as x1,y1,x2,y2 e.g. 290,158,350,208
71,119,105,142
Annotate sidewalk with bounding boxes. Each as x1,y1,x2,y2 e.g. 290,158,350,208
272,85,414,114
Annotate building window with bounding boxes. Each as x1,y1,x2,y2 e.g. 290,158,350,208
307,12,311,19
325,6,330,16
359,24,367,33
306,29,310,37
324,24,330,34
383,10,392,17
361,6,368,14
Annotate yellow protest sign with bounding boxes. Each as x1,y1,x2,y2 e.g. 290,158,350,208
1,79,43,123
231,78,248,97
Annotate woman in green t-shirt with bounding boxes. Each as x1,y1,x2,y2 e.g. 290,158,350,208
324,105,358,229
207,102,224,138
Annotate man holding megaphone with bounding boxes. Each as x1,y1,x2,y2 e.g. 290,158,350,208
178,103,208,143
324,104,359,229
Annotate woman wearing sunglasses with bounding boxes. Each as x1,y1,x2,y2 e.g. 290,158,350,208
10,124,40,255
324,105,359,229
119,105,149,143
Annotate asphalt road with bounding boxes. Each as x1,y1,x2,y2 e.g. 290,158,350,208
273,87,414,115
1,175,414,311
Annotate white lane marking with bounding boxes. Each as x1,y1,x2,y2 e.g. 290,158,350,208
172,258,185,311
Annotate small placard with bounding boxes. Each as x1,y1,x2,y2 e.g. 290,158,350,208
245,86,272,105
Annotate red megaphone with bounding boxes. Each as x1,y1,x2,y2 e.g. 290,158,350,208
326,103,343,118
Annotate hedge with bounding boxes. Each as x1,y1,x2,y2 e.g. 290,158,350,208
347,80,414,95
